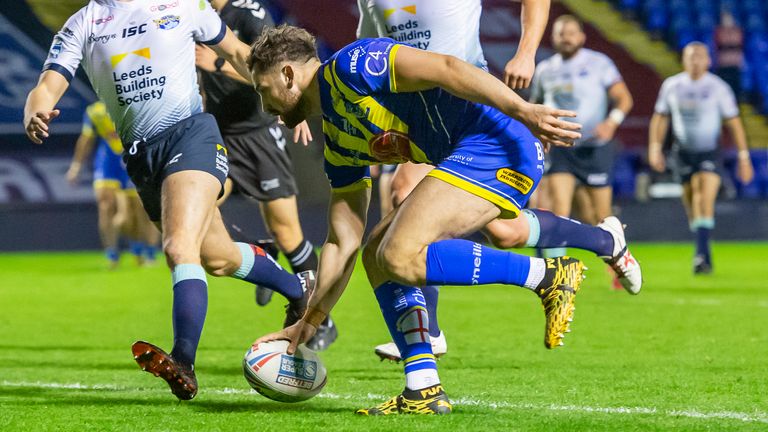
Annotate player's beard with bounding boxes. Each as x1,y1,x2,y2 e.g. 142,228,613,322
557,40,583,59
280,87,306,129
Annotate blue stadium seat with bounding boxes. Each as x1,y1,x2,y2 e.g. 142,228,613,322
619,0,641,13
697,13,717,34
693,0,717,14
718,0,741,16
644,6,668,34
741,59,754,95
746,32,768,62
744,15,767,34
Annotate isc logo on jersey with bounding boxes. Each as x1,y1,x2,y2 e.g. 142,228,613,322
153,15,180,30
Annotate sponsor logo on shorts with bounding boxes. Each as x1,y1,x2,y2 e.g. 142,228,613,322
165,152,183,168
260,178,280,191
215,144,229,176
586,173,608,186
150,1,179,12
92,15,114,25
154,15,180,30
275,355,316,389
495,168,533,194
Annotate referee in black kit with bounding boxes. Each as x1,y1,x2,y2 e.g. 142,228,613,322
195,0,337,350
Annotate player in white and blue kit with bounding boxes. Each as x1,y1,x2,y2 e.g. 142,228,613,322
24,0,315,400
649,42,753,274
531,15,634,231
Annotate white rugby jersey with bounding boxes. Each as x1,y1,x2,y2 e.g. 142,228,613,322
356,0,487,69
43,0,226,145
654,72,739,152
530,48,623,146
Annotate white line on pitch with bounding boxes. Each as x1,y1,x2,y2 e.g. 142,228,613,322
2,380,766,424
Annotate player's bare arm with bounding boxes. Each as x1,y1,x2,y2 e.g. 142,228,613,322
724,116,754,184
648,112,670,172
255,187,370,353
392,46,582,148
504,0,550,89
66,132,97,184
24,71,69,144
593,81,633,142
210,27,253,82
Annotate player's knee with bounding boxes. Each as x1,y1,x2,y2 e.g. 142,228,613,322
486,230,526,249
162,236,200,268
201,256,238,277
376,241,423,285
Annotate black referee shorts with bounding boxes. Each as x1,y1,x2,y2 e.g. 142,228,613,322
546,142,615,188
225,122,298,202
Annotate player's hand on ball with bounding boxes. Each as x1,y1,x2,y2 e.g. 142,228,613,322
503,54,535,89
25,110,60,144
292,120,313,146
737,158,754,184
521,104,581,148
253,319,317,355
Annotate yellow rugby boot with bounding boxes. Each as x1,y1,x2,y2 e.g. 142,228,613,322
355,385,452,415
535,257,586,349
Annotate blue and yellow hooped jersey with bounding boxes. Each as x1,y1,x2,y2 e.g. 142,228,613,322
319,38,527,191
82,101,122,155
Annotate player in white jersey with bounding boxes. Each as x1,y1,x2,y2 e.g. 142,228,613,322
649,42,753,274
24,0,316,401
530,15,634,231
358,2,643,362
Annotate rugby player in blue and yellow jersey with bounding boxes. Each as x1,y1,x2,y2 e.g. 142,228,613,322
251,25,587,415
67,101,160,268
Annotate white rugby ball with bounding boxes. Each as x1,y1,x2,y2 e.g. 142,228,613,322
243,340,327,403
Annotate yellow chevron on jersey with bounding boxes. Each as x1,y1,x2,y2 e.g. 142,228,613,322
85,102,122,155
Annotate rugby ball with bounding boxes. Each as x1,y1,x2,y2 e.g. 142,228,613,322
243,340,327,402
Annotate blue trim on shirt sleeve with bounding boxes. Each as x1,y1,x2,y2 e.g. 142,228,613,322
201,20,227,46
42,63,73,82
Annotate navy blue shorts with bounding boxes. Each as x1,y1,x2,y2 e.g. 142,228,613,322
546,142,615,188
676,149,721,183
124,113,228,221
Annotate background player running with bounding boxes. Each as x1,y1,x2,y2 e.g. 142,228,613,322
195,0,336,350
67,101,160,268
251,25,594,415
649,42,753,274
530,15,634,251
25,0,315,401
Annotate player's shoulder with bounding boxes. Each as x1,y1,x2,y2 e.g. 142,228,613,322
581,48,615,66
331,37,398,75
661,72,687,89
703,72,732,91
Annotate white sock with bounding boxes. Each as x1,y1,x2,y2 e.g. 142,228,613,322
523,257,546,289
405,368,440,391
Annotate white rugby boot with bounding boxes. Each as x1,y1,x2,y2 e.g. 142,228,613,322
374,332,448,362
597,216,642,295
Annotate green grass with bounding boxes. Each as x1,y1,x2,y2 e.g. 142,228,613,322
1,243,767,431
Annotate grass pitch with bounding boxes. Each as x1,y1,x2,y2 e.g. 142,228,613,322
1,243,767,431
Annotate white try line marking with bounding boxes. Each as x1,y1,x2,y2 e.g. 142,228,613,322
2,380,766,424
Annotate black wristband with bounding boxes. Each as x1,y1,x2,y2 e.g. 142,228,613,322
214,57,225,72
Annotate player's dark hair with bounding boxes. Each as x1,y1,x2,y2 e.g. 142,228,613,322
248,24,318,72
554,14,584,32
